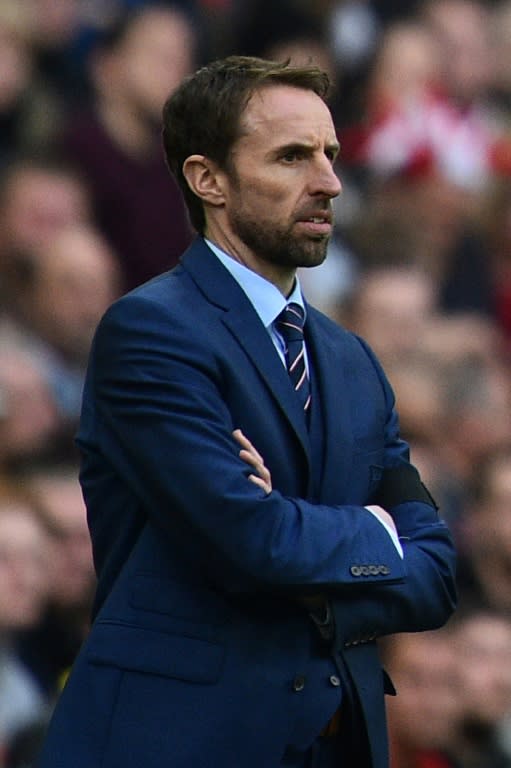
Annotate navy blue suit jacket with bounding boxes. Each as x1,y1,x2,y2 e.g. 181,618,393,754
38,238,456,768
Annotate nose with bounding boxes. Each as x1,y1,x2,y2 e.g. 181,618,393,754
311,156,342,199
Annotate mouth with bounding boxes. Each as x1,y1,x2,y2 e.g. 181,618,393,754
297,214,333,236
307,216,331,224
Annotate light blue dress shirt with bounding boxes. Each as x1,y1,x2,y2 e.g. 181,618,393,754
205,238,307,370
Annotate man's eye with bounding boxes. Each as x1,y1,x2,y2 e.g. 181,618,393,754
281,151,302,163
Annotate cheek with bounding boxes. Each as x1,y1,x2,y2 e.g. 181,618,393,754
237,188,296,228
234,170,298,211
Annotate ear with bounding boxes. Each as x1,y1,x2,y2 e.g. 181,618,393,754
182,155,227,208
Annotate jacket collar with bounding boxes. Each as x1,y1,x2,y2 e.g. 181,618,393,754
180,238,312,462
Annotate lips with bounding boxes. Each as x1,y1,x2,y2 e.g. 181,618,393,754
299,212,332,225
296,211,333,236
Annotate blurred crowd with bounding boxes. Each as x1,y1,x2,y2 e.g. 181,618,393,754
1,0,511,766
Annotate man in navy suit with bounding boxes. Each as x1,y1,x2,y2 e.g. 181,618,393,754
38,56,456,768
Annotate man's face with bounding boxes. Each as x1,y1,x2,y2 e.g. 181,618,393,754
217,85,341,284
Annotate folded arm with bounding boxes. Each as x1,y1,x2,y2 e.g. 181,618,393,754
84,295,455,636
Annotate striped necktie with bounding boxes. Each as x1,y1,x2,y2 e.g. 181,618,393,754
276,303,311,415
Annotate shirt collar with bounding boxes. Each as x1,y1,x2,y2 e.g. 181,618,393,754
205,238,305,328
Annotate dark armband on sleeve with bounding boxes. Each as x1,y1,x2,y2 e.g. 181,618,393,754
372,465,439,511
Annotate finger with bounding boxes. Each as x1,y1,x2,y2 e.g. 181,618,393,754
232,428,248,449
235,431,272,493
240,449,272,492
248,474,271,494
233,429,253,453
233,430,264,463
247,444,265,464
258,465,271,485
239,448,262,472
232,428,244,442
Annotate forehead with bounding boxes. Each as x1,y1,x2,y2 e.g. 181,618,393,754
238,84,336,148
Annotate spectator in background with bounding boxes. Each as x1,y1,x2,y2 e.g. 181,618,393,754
376,318,511,534
382,354,446,445
420,0,502,192
0,4,63,168
384,613,511,766
479,175,511,350
349,167,497,317
456,443,511,615
14,463,95,701
421,0,495,110
3,223,121,427
235,0,329,60
339,9,503,319
382,629,460,768
25,0,90,107
447,610,511,767
0,156,91,282
0,489,50,752
263,33,338,93
339,265,437,366
419,312,505,370
0,338,61,477
60,4,195,291
441,357,511,490
348,19,442,176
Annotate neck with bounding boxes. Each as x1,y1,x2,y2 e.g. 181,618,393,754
204,223,296,297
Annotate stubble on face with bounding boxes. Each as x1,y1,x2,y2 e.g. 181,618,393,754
227,174,332,271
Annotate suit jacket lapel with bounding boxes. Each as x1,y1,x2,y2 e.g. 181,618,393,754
305,308,355,505
180,239,312,463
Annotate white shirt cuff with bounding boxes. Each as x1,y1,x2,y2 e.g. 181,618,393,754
365,507,404,559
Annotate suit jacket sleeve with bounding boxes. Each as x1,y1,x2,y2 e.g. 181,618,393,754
330,336,457,642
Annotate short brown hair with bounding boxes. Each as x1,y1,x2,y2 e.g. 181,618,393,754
162,55,331,233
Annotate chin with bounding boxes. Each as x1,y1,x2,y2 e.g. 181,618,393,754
301,258,327,270
299,244,329,268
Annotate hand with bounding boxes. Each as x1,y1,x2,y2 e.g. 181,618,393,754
233,430,325,611
233,429,272,494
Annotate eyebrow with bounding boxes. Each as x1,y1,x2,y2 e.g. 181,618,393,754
271,140,341,158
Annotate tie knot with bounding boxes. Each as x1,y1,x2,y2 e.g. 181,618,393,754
276,303,305,341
